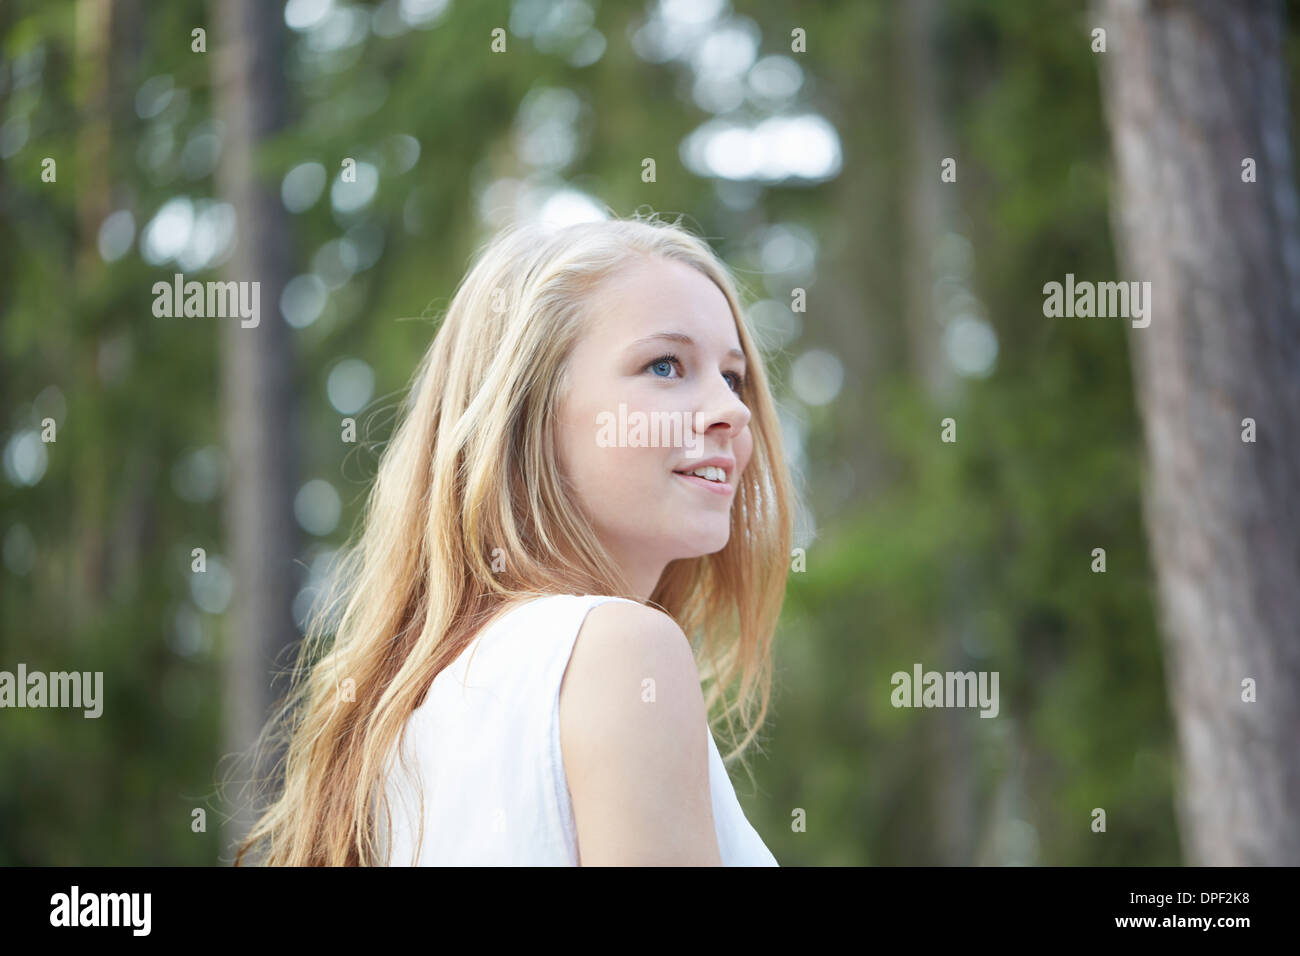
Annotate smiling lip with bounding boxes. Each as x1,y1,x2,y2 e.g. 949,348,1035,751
672,456,736,497
673,456,735,480
673,472,734,496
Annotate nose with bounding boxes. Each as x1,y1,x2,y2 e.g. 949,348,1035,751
695,369,751,439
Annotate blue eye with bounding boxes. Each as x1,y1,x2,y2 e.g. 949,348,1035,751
645,353,746,395
646,354,681,378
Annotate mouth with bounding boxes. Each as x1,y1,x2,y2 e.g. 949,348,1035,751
672,464,734,496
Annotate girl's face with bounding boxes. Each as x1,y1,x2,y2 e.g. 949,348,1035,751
556,256,754,600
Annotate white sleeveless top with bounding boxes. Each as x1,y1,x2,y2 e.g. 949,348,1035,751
376,593,778,865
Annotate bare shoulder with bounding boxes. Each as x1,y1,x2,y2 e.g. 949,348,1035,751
558,599,721,865
564,600,692,689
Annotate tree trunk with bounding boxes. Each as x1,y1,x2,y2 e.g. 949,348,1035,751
1096,0,1300,865
899,0,978,864
70,0,117,637
212,0,299,862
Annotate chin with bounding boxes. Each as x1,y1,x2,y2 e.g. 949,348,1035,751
675,528,732,559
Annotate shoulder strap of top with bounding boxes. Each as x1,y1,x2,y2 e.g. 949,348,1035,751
458,592,643,686
522,592,645,688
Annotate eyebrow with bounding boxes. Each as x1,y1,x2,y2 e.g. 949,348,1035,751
628,331,746,364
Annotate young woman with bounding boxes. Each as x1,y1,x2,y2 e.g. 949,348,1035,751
234,213,795,866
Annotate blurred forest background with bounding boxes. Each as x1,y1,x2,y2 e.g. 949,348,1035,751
2,0,1297,866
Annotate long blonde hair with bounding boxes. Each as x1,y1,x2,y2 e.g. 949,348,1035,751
233,212,795,865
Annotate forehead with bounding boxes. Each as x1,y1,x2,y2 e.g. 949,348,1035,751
584,255,740,344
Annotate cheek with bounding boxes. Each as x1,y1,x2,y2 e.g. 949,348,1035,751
558,398,653,503
556,399,597,491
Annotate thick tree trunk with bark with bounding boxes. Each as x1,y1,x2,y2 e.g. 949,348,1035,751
1096,0,1300,864
213,0,299,862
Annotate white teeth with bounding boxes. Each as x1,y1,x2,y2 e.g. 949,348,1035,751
684,466,725,482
